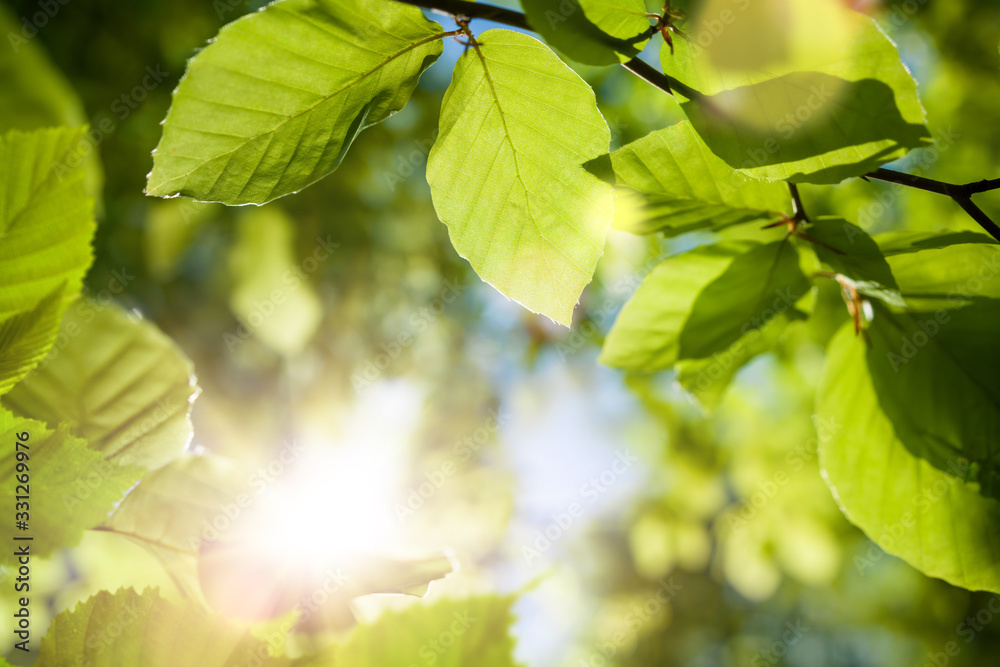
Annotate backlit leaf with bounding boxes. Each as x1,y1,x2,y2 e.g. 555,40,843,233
146,0,445,205
3,301,199,470
661,0,930,184
426,29,613,326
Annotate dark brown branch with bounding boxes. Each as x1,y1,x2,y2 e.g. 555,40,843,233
396,0,1000,243
393,0,685,98
788,183,808,223
865,168,1000,243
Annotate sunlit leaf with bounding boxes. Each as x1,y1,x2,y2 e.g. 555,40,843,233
801,217,906,307
818,322,1000,593
662,0,930,184
862,302,1000,499
228,206,323,356
0,128,95,319
0,408,141,565
35,587,292,667
0,288,64,397
600,121,790,236
146,0,444,205
3,301,198,470
521,0,649,66
0,6,103,202
881,236,1000,309
601,240,810,370
100,454,244,601
295,595,519,667
427,29,613,326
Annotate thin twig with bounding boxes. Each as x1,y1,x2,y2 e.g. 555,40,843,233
865,168,1000,242
788,183,808,223
395,0,1000,243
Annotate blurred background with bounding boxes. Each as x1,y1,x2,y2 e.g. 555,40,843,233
3,0,1000,665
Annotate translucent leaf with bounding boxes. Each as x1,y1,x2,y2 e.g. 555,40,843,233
295,595,519,667
101,454,244,601
34,588,291,667
0,128,95,319
146,0,444,205
0,408,141,565
3,301,199,470
427,29,614,326
521,0,649,66
0,6,103,202
0,288,64,397
819,322,1000,593
862,302,1000,499
801,217,906,307
662,0,930,184
599,121,790,236
601,240,810,370
881,236,1000,310
228,207,323,356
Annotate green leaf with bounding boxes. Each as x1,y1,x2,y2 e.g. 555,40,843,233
0,408,142,565
294,595,520,667
600,121,790,236
675,311,795,409
228,206,323,356
35,588,292,667
882,237,1000,309
0,288,65,397
800,217,906,308
426,29,614,326
601,240,810,370
818,322,1000,593
3,300,199,470
0,6,103,202
521,0,650,66
661,0,930,184
0,128,95,319
146,0,444,205
102,454,245,600
862,302,1000,499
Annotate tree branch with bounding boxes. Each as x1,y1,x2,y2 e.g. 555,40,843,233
395,0,1000,243
788,183,808,223
393,0,687,98
865,168,1000,242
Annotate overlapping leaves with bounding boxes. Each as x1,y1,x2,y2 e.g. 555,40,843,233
147,0,446,204
426,29,613,325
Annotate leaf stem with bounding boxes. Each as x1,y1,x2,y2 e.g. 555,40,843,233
396,0,1000,243
392,0,688,97
864,168,1000,243
788,182,808,224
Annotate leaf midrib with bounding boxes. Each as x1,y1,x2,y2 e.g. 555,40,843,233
152,29,448,193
